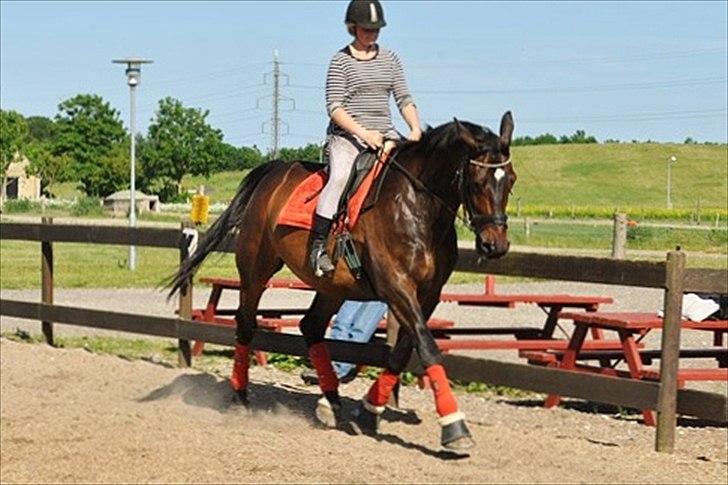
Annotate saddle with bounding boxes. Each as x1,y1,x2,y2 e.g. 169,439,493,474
276,148,392,279
276,148,389,232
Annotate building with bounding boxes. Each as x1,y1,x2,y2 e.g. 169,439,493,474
103,190,160,215
3,156,41,200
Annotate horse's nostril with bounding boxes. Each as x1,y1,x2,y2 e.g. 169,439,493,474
480,241,494,254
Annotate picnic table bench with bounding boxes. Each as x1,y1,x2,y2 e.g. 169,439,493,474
437,276,615,351
190,277,456,363
519,311,728,426
189,275,619,361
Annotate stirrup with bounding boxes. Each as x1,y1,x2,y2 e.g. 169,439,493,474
310,240,334,277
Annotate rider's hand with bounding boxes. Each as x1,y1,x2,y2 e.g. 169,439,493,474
407,128,422,142
360,130,384,150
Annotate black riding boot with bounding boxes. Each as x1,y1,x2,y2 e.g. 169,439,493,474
309,214,335,277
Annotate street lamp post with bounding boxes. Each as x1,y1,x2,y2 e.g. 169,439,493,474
666,155,677,210
112,58,153,271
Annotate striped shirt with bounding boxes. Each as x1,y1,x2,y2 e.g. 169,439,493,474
325,45,414,139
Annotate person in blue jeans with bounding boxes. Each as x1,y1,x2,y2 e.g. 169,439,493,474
301,300,387,384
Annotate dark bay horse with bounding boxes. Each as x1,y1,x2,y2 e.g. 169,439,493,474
170,112,516,450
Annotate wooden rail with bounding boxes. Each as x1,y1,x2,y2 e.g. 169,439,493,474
1,221,727,453
2,298,725,423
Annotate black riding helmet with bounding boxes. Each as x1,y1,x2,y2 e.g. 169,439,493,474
345,0,386,29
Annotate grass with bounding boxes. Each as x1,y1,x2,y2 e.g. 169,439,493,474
2,221,725,290
180,144,728,213
509,143,727,210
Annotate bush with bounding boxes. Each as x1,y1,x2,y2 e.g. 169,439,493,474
2,199,42,213
70,197,103,217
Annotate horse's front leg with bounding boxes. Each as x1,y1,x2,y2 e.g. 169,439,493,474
358,287,474,450
299,293,344,428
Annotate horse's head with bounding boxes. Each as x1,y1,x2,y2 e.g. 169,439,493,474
454,111,516,259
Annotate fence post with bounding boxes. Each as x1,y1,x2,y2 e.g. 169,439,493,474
177,221,194,367
524,217,530,238
655,250,686,453
41,217,54,346
611,213,627,259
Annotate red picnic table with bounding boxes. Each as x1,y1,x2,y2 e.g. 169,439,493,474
436,275,616,351
189,275,619,362
519,311,728,426
189,276,455,364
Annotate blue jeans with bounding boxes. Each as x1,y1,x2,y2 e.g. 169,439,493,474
329,300,388,378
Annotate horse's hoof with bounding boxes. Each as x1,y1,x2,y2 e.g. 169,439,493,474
231,389,249,406
440,418,475,450
314,396,342,428
350,401,380,436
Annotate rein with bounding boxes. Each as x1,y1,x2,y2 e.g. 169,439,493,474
367,148,512,234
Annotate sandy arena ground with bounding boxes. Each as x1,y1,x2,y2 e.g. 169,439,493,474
1,282,727,483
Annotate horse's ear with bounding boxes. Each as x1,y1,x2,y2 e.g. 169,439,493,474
500,111,514,147
453,117,478,148
453,117,465,134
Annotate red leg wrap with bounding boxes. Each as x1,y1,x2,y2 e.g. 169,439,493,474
425,364,459,417
230,343,249,391
308,342,339,393
367,370,399,407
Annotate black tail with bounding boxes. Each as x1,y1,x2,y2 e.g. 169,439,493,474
167,161,284,298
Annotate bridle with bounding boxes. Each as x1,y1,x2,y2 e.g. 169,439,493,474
459,155,512,233
381,147,513,236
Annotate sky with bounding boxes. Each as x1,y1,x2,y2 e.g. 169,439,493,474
1,0,727,151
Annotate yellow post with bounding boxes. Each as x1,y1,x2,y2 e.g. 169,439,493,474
190,185,210,225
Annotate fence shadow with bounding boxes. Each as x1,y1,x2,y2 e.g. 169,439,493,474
501,397,728,429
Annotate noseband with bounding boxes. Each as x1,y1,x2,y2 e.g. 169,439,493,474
459,156,512,234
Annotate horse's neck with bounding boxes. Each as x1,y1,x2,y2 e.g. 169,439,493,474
396,148,463,209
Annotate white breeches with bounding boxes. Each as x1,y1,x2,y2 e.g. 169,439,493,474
315,135,361,219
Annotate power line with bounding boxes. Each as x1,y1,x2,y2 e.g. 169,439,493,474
138,83,267,110
152,61,269,86
413,76,727,95
427,108,728,126
285,76,727,95
409,47,727,70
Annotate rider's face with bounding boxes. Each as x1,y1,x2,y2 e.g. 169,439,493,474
355,26,380,48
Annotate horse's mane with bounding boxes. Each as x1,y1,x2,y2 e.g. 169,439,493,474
397,120,492,158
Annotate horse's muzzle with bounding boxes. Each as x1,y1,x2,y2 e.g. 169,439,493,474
476,233,510,259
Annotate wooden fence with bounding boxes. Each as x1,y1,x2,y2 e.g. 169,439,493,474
1,220,726,453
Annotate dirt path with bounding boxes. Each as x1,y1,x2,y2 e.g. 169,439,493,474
1,338,726,484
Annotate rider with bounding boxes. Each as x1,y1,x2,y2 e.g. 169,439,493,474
308,0,423,277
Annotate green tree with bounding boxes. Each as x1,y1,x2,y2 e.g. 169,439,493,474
277,143,322,162
0,110,29,204
25,142,72,197
143,97,224,201
53,94,126,196
214,143,266,171
26,115,56,142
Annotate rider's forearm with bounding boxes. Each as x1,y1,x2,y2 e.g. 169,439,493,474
401,103,421,133
331,108,368,139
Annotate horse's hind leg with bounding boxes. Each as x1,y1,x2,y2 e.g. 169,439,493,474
230,241,283,404
298,293,343,427
351,323,413,435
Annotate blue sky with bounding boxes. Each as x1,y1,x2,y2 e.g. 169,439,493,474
1,0,726,150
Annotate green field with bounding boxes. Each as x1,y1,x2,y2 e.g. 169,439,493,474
46,143,727,209
175,143,728,212
510,143,727,210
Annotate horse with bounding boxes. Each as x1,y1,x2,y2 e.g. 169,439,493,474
169,111,516,450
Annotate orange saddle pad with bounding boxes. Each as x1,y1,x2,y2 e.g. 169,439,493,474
277,158,387,231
